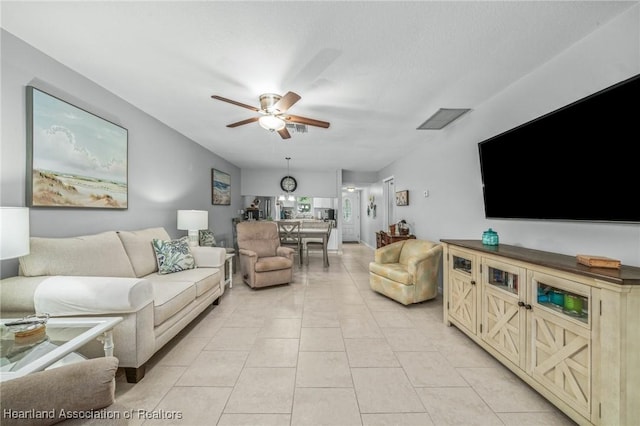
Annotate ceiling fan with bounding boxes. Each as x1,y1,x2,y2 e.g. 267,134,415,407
211,91,330,139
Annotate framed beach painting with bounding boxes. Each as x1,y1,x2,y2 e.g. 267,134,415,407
212,168,231,205
26,86,128,209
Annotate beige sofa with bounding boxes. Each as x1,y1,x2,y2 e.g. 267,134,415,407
0,227,226,382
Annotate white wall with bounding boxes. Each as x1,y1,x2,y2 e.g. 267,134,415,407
375,6,640,266
0,30,243,277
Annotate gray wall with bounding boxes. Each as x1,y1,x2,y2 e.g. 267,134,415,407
1,30,242,278
371,6,640,267
241,168,339,198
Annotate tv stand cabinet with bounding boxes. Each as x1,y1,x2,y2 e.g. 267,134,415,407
441,240,640,426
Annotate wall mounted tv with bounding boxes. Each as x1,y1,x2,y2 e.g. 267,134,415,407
478,73,639,223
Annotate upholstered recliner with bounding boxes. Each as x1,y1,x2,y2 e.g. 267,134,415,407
369,239,442,305
237,221,295,288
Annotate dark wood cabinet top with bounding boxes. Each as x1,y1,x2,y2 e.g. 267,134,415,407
441,239,640,286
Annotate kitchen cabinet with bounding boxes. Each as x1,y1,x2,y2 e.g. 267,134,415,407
312,198,333,208
442,240,640,426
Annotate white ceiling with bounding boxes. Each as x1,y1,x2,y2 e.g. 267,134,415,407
1,1,635,175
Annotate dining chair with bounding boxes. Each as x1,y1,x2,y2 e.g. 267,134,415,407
277,221,303,266
303,221,332,266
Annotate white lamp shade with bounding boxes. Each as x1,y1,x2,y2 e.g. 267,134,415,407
258,115,286,131
0,207,30,259
177,210,208,230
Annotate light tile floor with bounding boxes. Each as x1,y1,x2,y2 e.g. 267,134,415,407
115,243,577,426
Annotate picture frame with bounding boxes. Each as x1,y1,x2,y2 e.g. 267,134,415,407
26,86,128,209
395,190,409,206
212,168,231,205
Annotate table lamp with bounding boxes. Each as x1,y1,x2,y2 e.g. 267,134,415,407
177,210,208,247
0,207,30,259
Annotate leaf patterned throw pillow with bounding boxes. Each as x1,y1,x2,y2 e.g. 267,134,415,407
152,236,195,274
199,229,216,247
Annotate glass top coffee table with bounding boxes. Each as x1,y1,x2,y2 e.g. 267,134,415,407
0,316,122,382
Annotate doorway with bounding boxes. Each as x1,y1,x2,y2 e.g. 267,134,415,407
383,176,394,230
341,191,360,242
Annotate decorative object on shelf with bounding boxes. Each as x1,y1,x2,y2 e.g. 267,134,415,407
212,168,231,205
0,206,30,260
177,210,208,247
481,228,499,246
279,157,296,201
397,220,409,235
3,313,49,340
395,190,409,206
576,254,621,269
26,86,128,209
367,195,376,217
389,224,396,234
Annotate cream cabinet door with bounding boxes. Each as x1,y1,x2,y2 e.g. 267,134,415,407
481,259,527,368
447,249,478,335
529,271,591,419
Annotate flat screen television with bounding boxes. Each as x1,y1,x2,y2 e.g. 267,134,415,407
478,73,640,223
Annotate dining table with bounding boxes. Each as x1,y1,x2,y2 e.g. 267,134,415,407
280,222,332,267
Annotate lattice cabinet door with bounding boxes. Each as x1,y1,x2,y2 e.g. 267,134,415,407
530,308,591,418
447,249,478,335
480,259,527,368
529,270,591,419
482,285,527,367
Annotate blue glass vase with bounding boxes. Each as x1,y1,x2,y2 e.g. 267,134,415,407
482,228,499,246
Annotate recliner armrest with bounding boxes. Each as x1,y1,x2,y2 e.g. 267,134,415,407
277,246,295,258
239,248,258,258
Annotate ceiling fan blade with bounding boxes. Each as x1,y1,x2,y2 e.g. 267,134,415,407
227,117,259,128
212,95,260,112
273,91,301,113
278,127,291,139
285,114,330,128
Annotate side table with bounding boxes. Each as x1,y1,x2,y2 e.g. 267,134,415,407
224,253,235,288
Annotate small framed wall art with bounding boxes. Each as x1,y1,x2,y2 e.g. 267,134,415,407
26,86,128,209
212,168,231,205
395,190,409,206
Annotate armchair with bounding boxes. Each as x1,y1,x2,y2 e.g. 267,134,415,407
236,221,295,288
369,239,442,305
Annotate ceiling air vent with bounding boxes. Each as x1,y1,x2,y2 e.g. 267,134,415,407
417,108,471,130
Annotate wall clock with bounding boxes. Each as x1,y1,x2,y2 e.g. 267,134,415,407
280,176,297,192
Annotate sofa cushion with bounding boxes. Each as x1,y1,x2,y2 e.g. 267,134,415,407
149,268,221,298
117,227,171,277
152,236,195,274
255,256,293,272
19,231,135,278
369,262,413,285
151,281,196,326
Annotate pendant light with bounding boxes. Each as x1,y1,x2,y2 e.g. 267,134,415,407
286,157,295,201
279,157,296,201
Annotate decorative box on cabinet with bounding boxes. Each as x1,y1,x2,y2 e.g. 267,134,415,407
441,239,640,426
375,231,416,248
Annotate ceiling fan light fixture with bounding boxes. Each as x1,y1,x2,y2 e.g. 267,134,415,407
259,115,286,131
259,93,282,113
